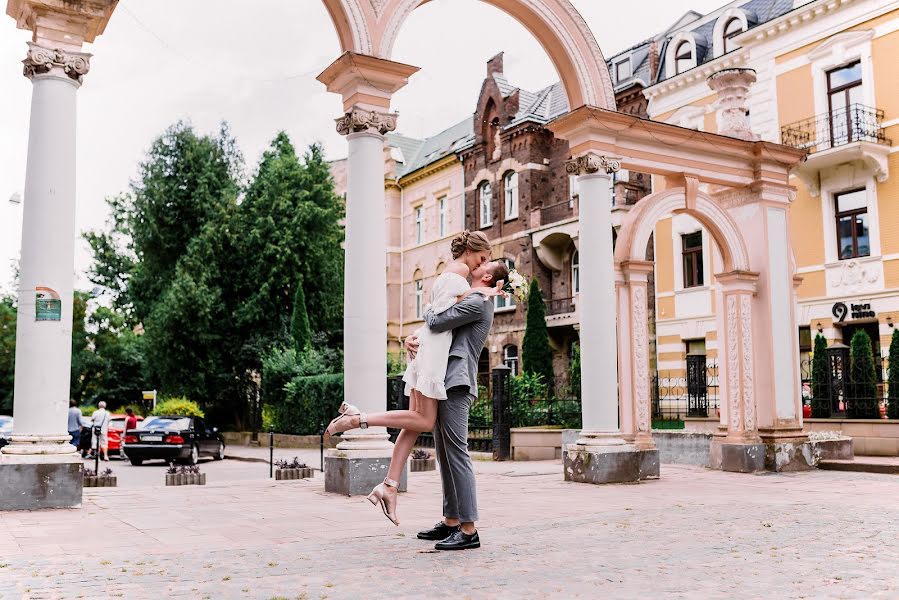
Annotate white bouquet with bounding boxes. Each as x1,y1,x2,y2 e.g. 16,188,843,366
504,269,529,303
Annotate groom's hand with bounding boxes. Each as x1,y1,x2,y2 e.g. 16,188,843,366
405,335,420,360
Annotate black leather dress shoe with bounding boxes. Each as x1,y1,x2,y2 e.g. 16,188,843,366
417,521,460,540
435,530,480,551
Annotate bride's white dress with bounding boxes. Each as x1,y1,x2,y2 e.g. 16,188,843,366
402,272,470,400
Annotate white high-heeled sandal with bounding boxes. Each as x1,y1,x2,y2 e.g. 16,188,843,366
367,477,399,526
324,402,368,439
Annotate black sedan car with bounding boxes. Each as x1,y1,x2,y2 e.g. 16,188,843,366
123,415,225,466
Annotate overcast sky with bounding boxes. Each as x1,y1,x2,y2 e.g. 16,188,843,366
0,0,726,295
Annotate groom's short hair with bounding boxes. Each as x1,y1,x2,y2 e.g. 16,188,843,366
484,260,509,285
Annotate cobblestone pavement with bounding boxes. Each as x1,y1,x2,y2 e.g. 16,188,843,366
1,461,898,599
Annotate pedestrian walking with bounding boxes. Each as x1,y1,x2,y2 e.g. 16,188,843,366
92,401,111,462
67,400,82,448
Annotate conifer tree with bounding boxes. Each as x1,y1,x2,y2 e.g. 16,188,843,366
522,279,554,392
810,334,830,418
848,330,878,419
887,328,899,419
290,280,312,351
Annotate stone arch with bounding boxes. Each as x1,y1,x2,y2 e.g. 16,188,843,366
614,187,750,273
322,0,615,110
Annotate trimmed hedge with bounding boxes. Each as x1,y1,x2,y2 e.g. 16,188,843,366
152,397,205,417
272,373,344,435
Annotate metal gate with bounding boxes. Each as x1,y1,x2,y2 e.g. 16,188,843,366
686,355,708,417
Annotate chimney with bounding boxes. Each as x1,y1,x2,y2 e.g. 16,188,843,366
648,41,660,82
487,52,504,77
707,68,759,141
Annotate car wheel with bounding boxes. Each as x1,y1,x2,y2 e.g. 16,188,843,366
187,444,199,465
129,458,143,466
214,442,225,461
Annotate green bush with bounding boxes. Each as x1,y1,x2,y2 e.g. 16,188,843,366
272,373,344,435
152,396,205,417
568,343,581,401
262,344,340,409
81,405,98,417
888,329,899,419
810,334,830,418
848,330,878,419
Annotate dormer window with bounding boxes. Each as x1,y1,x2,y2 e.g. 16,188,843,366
723,17,744,54
675,41,694,75
615,58,631,82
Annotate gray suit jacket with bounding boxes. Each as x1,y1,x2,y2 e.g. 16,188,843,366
424,292,495,397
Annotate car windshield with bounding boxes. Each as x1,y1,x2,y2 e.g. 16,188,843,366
109,418,125,430
140,417,190,430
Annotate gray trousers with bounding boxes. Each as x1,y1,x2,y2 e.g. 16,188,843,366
432,387,478,523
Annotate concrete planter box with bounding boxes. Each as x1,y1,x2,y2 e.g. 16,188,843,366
275,467,314,480
809,437,854,461
805,419,895,456
165,473,206,486
83,476,117,488
510,427,563,461
410,457,436,472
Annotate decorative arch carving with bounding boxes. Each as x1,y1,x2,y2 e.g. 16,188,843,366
614,187,750,273
321,0,615,111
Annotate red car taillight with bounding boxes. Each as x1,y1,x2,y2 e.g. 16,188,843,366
165,434,184,444
124,434,138,444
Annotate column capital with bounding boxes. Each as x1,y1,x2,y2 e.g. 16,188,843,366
22,42,91,84
565,153,620,177
335,108,397,137
318,51,419,113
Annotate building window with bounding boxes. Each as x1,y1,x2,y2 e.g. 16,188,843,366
827,61,863,146
682,232,704,288
479,181,493,228
572,250,580,294
615,58,631,82
415,279,423,319
503,345,519,375
414,206,424,245
569,175,579,204
723,17,743,54
675,41,694,75
438,196,447,237
685,338,706,356
503,171,518,220
835,188,869,260
495,259,516,311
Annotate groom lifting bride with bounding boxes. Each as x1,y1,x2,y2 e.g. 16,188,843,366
326,230,522,551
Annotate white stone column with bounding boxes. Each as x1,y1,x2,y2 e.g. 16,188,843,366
334,109,397,451
2,43,91,462
566,153,624,445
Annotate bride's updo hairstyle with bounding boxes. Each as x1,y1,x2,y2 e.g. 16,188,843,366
451,230,491,259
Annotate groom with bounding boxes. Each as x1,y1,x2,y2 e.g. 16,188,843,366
404,259,508,551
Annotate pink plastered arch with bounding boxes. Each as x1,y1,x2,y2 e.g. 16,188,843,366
321,0,616,110
614,187,750,273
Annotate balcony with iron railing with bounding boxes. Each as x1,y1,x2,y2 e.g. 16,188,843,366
781,104,891,195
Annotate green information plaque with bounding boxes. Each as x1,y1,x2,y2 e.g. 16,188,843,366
36,297,62,321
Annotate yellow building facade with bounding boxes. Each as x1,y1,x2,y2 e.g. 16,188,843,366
645,0,898,396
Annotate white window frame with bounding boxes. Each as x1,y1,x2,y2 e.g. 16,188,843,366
479,182,493,228
615,58,631,82
438,195,447,237
712,8,750,57
666,33,698,79
568,175,579,205
503,171,518,221
572,250,580,295
808,30,876,139
414,205,424,245
503,345,519,375
820,168,880,264
414,279,424,319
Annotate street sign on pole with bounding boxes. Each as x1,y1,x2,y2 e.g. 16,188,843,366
142,390,157,411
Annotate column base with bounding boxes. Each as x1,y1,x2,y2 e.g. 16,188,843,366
563,443,660,485
759,429,814,472
710,440,767,473
324,449,408,496
0,453,83,510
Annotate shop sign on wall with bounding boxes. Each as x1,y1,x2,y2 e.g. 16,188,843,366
35,286,61,321
832,301,876,322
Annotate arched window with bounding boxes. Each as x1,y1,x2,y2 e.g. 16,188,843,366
503,171,518,220
495,259,516,311
571,251,580,294
675,41,694,75
503,345,519,375
723,18,744,54
479,181,493,228
414,278,424,319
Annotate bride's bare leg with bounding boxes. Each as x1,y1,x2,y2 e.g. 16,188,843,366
364,391,438,431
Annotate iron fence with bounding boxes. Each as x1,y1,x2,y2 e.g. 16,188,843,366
799,352,896,419
781,104,890,153
652,359,720,422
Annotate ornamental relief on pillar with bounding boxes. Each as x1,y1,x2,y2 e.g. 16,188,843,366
564,153,621,176
335,109,397,136
739,295,755,432
23,42,91,83
631,285,650,433
726,295,742,433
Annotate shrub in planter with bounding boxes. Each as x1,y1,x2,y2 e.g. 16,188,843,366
165,463,206,486
810,333,831,418
410,449,436,472
274,457,314,480
83,467,117,488
848,330,878,419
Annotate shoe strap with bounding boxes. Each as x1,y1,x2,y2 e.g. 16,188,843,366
383,477,399,488
359,413,368,429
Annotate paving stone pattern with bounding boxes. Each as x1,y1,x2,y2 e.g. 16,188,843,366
1,462,898,599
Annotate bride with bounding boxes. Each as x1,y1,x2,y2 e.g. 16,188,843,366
325,230,504,524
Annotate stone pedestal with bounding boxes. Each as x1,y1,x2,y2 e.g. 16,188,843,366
763,439,816,472
709,439,766,473
324,450,408,497
0,454,82,510
563,444,659,485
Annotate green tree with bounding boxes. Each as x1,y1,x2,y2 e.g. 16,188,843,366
522,279,554,391
568,342,581,401
848,330,878,419
290,279,312,351
0,295,15,412
888,329,899,419
810,334,830,418
69,291,99,404
84,306,147,409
